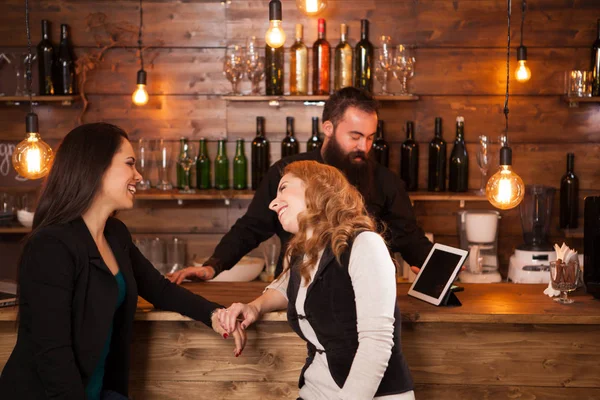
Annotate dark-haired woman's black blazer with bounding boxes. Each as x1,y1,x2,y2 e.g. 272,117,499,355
0,217,220,399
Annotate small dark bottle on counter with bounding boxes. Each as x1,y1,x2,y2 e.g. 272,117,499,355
252,117,270,190
37,20,55,95
428,117,447,192
281,117,299,158
56,24,76,95
372,120,389,167
196,138,211,189
449,116,469,192
307,117,323,152
400,121,419,191
560,153,579,229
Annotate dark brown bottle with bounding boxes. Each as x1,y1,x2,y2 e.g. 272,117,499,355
428,117,447,192
307,117,323,152
400,121,419,191
37,20,55,95
56,24,76,95
252,117,270,189
560,153,579,229
281,117,299,158
372,120,389,167
449,116,469,192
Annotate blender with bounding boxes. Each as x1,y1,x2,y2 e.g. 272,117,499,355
508,185,557,283
457,210,502,283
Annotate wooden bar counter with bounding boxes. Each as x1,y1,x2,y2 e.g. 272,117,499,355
1,283,599,399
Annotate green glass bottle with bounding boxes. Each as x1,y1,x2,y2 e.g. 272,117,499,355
196,138,211,190
176,138,189,189
214,139,229,190
233,138,248,190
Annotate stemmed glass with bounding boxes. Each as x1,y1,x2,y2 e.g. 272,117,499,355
156,139,173,191
550,258,580,304
245,36,265,95
223,45,245,95
0,53,10,96
136,138,152,190
476,135,491,195
393,45,415,95
177,141,197,194
376,36,395,95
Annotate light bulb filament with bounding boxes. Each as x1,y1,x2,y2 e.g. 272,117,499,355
265,20,286,48
306,0,318,12
132,84,149,106
26,146,41,173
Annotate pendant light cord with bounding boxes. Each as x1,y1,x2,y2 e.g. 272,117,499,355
504,0,511,139
520,0,526,48
25,0,34,114
138,0,144,71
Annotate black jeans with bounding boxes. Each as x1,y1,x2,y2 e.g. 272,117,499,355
101,390,129,400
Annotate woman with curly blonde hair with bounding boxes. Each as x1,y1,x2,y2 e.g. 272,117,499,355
218,160,415,400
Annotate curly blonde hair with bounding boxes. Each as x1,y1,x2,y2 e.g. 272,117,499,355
282,160,377,283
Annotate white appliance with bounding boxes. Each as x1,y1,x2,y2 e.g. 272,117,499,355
457,210,502,283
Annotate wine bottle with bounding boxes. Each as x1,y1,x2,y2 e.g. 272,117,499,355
334,23,353,91
282,116,299,158
233,139,248,190
354,19,373,92
560,153,579,229
400,121,419,191
56,24,76,95
428,117,447,192
449,116,469,192
372,120,389,167
196,138,211,189
252,116,270,190
312,18,331,95
37,20,55,95
265,44,284,95
592,19,600,96
214,139,229,190
290,24,308,96
307,117,323,152
176,138,189,189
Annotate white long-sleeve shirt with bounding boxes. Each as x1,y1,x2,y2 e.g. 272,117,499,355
267,232,415,400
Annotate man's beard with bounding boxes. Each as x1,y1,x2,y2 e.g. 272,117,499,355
322,133,374,199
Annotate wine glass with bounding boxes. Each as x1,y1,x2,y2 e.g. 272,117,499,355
550,258,580,304
177,141,197,194
393,45,415,95
0,53,10,96
136,138,152,190
156,139,173,191
223,45,245,95
376,36,395,95
245,36,265,95
476,135,491,195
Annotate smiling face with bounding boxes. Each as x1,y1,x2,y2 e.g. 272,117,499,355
269,173,307,234
97,139,142,211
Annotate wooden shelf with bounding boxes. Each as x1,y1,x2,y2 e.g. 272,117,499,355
562,95,600,108
563,228,583,239
135,188,254,201
0,226,31,234
0,95,78,106
222,94,418,106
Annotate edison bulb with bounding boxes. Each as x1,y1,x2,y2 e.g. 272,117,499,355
12,132,53,180
296,0,327,16
132,84,149,106
515,60,531,82
265,20,286,48
486,165,525,210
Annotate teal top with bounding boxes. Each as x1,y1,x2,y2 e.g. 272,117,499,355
85,271,127,400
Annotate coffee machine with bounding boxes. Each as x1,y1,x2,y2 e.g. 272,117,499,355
584,196,600,298
457,210,502,283
508,185,557,283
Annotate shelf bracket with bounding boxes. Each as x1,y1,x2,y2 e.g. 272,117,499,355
459,200,465,208
224,198,231,206
568,101,579,108
303,101,326,107
177,199,184,206
268,100,280,108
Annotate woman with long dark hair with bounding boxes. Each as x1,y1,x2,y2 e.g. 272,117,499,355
217,160,415,399
0,123,245,400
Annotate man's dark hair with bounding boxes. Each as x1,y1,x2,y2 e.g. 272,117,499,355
322,87,379,128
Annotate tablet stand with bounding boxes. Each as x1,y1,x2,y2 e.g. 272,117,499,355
440,287,462,307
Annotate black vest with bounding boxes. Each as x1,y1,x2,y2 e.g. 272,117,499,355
286,238,414,396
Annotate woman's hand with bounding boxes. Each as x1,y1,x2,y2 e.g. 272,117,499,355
211,309,246,357
218,302,261,334
167,266,216,284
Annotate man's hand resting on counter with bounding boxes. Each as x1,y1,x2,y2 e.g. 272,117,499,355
167,265,216,284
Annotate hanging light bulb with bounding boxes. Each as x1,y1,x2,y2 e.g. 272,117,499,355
486,140,525,210
12,113,53,180
296,0,327,16
132,69,149,106
515,46,531,82
265,0,286,48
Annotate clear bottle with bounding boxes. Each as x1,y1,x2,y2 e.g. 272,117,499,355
290,24,308,95
334,23,353,91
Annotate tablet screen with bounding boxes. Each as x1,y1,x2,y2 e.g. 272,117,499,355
412,248,463,299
